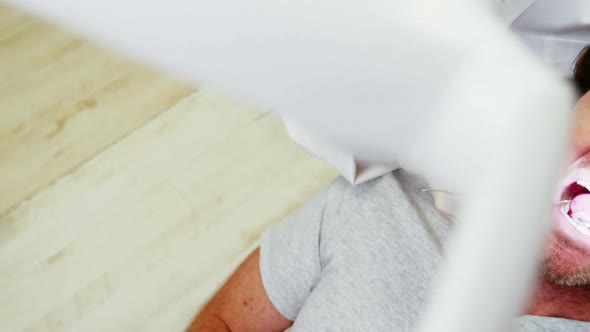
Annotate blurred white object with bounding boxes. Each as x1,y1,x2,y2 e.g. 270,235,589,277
4,0,579,186
2,1,577,331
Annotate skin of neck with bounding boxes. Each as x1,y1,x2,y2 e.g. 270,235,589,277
526,276,590,321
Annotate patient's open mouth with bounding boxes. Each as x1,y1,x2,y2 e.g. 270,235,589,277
560,181,590,236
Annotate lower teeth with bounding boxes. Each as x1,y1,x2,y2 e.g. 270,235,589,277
576,217,590,228
560,204,590,235
565,214,590,236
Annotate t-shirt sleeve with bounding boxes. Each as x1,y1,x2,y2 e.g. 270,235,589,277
259,177,345,320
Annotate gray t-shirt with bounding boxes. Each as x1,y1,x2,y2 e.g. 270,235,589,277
260,170,590,331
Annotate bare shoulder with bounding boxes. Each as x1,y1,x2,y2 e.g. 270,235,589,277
187,248,292,332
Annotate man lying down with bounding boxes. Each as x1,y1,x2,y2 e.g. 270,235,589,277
187,49,590,332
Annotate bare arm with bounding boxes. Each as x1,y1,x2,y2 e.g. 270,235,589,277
187,248,292,332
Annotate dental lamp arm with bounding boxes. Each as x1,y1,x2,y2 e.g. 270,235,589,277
415,53,574,332
3,1,576,331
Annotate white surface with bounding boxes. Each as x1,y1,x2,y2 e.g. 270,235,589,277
493,0,535,24
510,0,590,77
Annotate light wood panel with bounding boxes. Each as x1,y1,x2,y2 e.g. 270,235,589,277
0,4,195,215
0,91,336,332
0,5,337,331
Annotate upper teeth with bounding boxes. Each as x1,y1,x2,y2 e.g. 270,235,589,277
578,181,590,191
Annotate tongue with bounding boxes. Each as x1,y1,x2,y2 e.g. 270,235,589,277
570,194,590,224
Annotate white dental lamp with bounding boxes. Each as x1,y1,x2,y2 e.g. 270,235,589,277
3,0,587,331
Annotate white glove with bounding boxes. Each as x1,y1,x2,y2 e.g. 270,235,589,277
6,1,576,331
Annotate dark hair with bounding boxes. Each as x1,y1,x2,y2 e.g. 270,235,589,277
573,46,590,96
